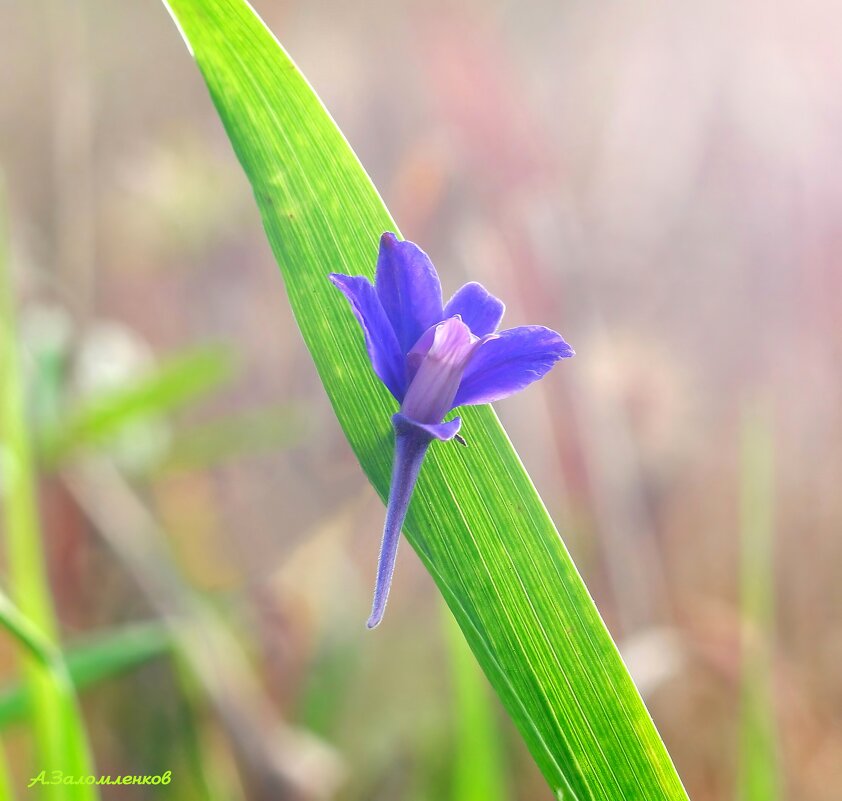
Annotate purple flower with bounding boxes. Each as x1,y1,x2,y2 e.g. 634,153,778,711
330,232,574,628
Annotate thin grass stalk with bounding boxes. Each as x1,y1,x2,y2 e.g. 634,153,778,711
0,186,97,799
737,400,780,801
0,741,12,800
443,604,507,801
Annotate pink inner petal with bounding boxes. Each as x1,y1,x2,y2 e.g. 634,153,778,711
401,317,485,424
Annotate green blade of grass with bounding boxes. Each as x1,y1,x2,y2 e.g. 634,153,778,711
443,604,508,801
40,345,234,465
0,589,96,797
0,186,98,799
0,588,73,684
162,403,303,470
0,742,12,800
160,2,689,797
738,403,780,801
0,621,171,728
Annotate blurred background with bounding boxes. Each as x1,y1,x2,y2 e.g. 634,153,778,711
1,0,841,799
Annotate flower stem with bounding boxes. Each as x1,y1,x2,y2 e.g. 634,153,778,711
367,423,431,628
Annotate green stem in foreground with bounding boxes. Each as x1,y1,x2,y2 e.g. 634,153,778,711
0,185,97,798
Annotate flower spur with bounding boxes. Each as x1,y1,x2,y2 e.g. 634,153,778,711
330,232,574,628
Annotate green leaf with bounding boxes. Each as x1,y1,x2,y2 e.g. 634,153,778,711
41,345,234,464
161,2,690,798
0,621,171,728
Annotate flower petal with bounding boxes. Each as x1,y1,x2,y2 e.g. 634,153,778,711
394,412,462,442
452,325,574,408
329,273,406,401
401,317,482,425
443,282,505,336
375,233,443,354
